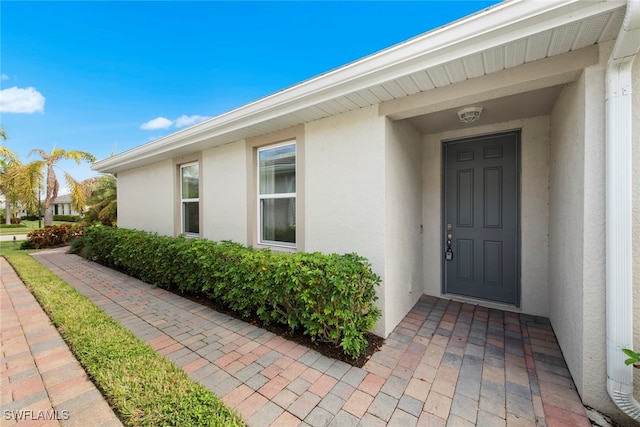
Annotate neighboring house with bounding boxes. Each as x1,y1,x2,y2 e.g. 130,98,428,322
93,0,640,423
1,195,28,219
49,194,81,217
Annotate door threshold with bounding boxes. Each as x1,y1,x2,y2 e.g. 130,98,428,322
441,293,521,313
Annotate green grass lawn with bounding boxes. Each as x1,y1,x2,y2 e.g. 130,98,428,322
0,220,76,235
1,242,245,427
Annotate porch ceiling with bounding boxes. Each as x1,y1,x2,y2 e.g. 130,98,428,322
94,0,626,174
405,85,565,135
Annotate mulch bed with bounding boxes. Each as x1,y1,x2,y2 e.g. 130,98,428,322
175,290,384,368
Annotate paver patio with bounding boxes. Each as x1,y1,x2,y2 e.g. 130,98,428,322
19,247,590,426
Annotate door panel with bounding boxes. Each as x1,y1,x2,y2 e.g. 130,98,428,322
444,132,519,305
483,167,502,228
456,239,474,281
457,169,474,227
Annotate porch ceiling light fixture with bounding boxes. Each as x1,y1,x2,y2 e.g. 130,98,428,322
457,106,483,123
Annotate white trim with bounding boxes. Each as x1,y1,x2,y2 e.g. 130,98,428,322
257,141,297,248
180,161,200,237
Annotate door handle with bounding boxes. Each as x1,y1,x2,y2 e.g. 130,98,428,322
445,232,453,260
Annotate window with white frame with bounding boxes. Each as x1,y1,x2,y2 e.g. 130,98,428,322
180,162,199,236
258,142,296,247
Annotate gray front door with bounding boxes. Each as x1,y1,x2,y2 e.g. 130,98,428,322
443,132,519,305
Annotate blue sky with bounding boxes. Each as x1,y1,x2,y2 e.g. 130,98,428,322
1,1,499,191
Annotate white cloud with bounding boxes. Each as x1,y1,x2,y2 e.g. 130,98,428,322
0,86,45,113
140,117,173,130
140,114,211,131
1,74,9,81
175,114,210,128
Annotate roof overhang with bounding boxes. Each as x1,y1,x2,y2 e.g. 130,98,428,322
93,0,626,174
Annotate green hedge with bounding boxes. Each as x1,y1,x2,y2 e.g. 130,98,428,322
74,227,381,358
0,223,27,229
53,214,81,222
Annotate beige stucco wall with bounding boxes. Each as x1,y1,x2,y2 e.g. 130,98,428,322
116,159,174,236
384,118,424,335
304,106,388,336
201,140,247,243
581,60,609,414
422,117,550,317
421,133,441,296
549,74,588,399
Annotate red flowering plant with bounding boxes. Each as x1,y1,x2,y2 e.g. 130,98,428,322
21,224,84,249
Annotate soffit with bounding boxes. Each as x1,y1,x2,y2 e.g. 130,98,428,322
94,1,626,174
406,85,565,134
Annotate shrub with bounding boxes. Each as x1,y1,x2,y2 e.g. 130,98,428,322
21,224,85,249
0,216,21,224
53,214,81,222
21,215,40,221
75,227,381,358
623,349,640,369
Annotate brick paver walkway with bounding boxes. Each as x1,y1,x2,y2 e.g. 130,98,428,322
26,248,590,426
0,257,122,427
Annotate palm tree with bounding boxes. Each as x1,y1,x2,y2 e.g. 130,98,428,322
1,150,43,224
1,129,42,224
28,148,96,226
1,128,15,224
0,140,17,224
85,174,117,225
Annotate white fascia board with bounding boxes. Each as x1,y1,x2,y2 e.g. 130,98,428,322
93,0,624,174
612,0,640,60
